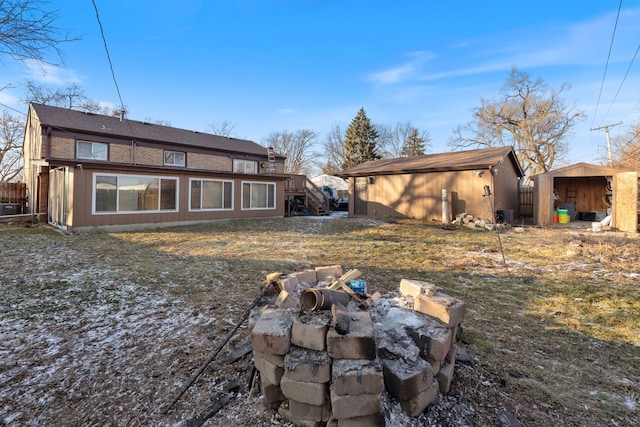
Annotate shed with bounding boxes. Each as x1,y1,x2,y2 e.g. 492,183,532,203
531,162,638,232
337,147,524,222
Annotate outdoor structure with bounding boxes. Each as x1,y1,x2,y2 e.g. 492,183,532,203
310,174,349,199
337,147,524,222
531,163,639,232
22,103,288,232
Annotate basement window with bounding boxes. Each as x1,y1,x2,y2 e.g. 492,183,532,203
242,181,275,210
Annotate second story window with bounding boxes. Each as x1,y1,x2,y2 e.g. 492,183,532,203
164,150,186,167
233,159,257,174
77,141,108,161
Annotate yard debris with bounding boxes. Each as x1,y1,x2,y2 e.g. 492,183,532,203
451,212,508,231
251,265,467,424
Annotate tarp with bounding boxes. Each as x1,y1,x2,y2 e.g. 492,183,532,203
310,174,349,191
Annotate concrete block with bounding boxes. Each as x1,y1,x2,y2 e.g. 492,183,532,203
404,316,452,362
278,403,322,427
382,357,434,401
251,307,297,355
399,379,439,417
436,361,455,394
278,275,299,293
275,290,301,310
260,379,284,404
330,384,381,419
253,350,284,367
327,311,376,360
331,359,384,396
291,314,329,351
290,269,317,285
414,293,466,327
284,346,331,383
399,279,441,298
315,265,343,281
337,413,384,427
280,375,329,406
254,355,284,386
289,399,332,422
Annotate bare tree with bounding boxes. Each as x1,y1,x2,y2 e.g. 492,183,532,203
22,80,122,115
450,67,582,180
0,111,24,181
0,0,77,64
262,129,318,175
611,118,640,171
206,120,236,137
377,121,431,158
320,124,346,175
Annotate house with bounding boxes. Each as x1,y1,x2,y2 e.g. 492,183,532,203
23,103,288,232
337,147,524,222
531,162,638,232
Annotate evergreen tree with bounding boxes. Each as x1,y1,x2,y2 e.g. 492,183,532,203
341,108,381,169
400,127,426,156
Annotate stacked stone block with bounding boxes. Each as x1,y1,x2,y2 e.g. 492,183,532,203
250,272,467,425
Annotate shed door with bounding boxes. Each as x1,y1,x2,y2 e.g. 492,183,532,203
613,172,638,233
354,177,368,215
48,167,69,230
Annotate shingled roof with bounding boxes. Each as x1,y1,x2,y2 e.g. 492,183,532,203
337,146,523,178
30,103,278,158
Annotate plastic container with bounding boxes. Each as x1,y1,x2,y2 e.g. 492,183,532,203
350,279,367,294
558,209,569,224
553,210,559,223
496,209,514,225
592,222,603,232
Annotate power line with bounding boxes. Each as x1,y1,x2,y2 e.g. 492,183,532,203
91,0,126,114
591,0,623,128
601,41,640,125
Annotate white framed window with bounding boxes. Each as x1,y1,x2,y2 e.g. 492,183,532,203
189,178,233,211
242,181,275,210
93,173,178,214
77,141,108,161
164,150,186,167
233,159,257,174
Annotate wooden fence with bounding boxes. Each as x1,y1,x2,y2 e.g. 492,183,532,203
0,182,27,215
519,185,533,217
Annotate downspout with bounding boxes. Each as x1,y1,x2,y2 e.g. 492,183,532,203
131,140,136,164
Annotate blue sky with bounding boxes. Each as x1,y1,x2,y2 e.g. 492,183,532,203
2,1,640,169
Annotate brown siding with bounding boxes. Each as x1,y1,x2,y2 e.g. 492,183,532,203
68,166,285,231
188,153,231,171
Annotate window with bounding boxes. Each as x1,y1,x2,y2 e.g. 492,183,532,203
93,173,178,213
242,181,275,210
233,159,257,174
190,179,233,211
77,141,108,161
164,150,186,167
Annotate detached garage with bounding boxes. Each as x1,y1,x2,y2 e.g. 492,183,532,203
337,147,524,222
531,163,638,232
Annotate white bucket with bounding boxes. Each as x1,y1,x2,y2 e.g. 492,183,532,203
592,222,603,232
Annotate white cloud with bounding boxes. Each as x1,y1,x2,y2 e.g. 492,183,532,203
22,59,83,85
368,51,436,85
276,108,298,115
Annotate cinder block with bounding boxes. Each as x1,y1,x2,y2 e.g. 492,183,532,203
337,413,384,427
284,346,331,383
399,379,439,417
315,265,343,281
413,293,466,327
289,399,332,422
260,379,284,404
290,269,317,285
275,290,301,310
291,314,329,351
251,307,297,355
253,350,284,367
404,316,452,362
382,358,434,401
278,403,322,427
330,384,381,419
331,359,384,396
254,355,284,385
399,279,441,298
327,311,376,360
278,275,299,293
436,361,455,394
280,375,329,406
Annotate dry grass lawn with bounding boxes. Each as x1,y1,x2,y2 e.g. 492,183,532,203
0,216,638,426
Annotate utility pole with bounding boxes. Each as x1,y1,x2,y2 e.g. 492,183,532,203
590,122,622,167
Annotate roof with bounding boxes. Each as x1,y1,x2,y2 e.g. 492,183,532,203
531,162,635,179
337,146,523,178
29,103,280,158
310,174,349,191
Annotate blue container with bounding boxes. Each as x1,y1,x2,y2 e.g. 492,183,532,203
350,279,366,294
